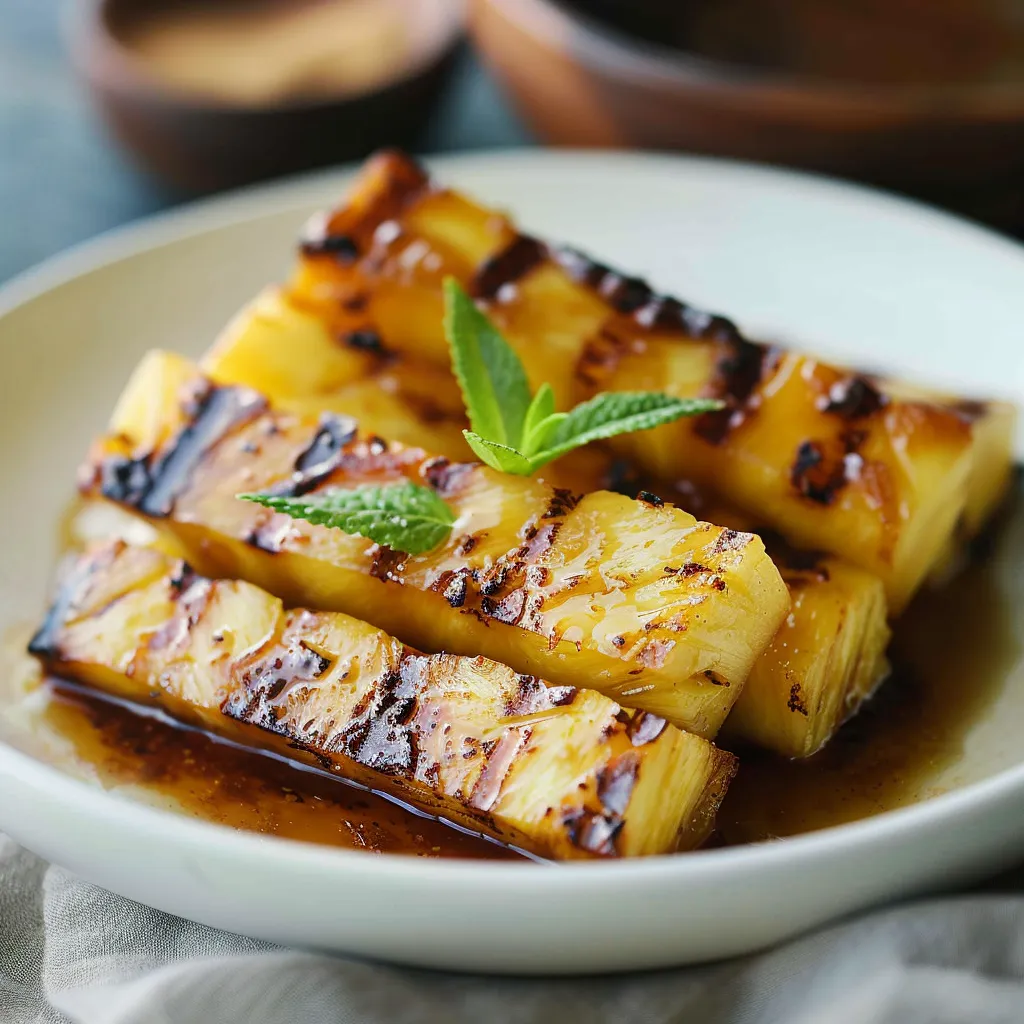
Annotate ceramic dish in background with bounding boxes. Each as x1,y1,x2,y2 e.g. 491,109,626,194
67,0,463,192
1,151,1024,974
468,0,1024,228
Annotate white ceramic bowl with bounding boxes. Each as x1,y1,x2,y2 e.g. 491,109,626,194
1,151,1023,975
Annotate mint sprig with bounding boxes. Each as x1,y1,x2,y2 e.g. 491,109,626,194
238,481,455,555
444,279,722,475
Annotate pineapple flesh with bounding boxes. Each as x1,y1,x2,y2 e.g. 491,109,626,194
30,541,736,859
203,294,892,758
285,150,1015,613
78,350,791,739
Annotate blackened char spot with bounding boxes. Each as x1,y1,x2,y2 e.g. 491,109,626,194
790,432,866,506
543,488,580,519
694,338,775,446
344,329,386,353
443,573,468,608
599,273,653,314
473,235,546,299
564,808,623,856
820,376,888,420
597,753,639,816
788,683,809,716
270,414,358,498
244,515,294,554
627,711,667,747
226,638,332,732
952,399,989,423
99,457,151,507
300,233,359,261
101,384,267,517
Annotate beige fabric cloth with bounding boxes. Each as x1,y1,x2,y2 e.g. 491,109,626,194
3,836,1024,1024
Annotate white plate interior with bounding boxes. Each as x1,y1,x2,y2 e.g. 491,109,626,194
1,151,1024,973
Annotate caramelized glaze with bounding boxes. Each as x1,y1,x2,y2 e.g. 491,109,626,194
2,480,1020,858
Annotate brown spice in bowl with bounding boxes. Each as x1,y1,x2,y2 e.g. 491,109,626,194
119,0,412,106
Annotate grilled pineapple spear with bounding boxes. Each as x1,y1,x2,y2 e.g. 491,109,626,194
79,350,790,738
202,290,890,757
31,541,735,858
285,150,1015,613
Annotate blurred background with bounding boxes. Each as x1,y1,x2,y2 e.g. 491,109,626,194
6,0,1024,283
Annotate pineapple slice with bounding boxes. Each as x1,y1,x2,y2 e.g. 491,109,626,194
30,541,736,858
79,351,791,738
725,544,890,758
285,150,1014,612
201,286,606,494
202,297,891,757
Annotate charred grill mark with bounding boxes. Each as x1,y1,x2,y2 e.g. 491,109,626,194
489,588,527,626
819,376,888,420
100,383,267,517
694,339,778,446
420,456,474,497
473,235,546,299
597,753,639,816
299,232,360,261
168,561,200,595
344,329,386,353
547,686,577,707
543,488,580,519
627,711,667,747
788,683,809,716
504,674,547,717
554,244,774,439
790,431,867,506
99,457,152,507
243,515,295,554
27,545,121,658
442,572,468,608
269,414,359,498
369,546,407,583
951,399,989,423
148,577,214,652
479,564,510,597
711,529,746,555
563,808,624,857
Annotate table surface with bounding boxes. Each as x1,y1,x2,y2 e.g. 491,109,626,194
0,0,531,284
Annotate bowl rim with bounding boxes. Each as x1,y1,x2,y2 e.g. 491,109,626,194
3,147,1024,888
479,0,1024,116
64,0,465,115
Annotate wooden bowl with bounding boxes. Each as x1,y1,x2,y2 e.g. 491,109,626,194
468,0,1024,226
69,0,463,193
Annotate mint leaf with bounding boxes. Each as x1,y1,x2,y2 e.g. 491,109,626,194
526,392,723,471
443,279,532,447
463,431,534,475
520,383,567,456
238,481,455,555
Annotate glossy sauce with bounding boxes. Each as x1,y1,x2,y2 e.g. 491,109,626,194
3,482,1020,858
33,673,523,861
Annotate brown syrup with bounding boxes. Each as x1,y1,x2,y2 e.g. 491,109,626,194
5,480,1022,858
39,676,522,861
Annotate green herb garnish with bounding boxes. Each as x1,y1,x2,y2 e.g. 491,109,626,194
238,279,723,554
238,481,455,555
444,279,721,475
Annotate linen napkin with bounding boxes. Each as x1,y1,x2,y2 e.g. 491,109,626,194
3,836,1024,1024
